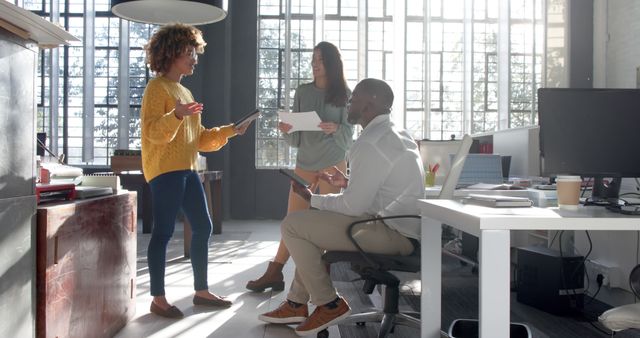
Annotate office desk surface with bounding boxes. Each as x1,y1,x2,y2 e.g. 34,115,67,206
420,199,640,233
417,200,640,338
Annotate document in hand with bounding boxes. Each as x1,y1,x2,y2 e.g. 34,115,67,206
463,194,533,208
278,111,322,133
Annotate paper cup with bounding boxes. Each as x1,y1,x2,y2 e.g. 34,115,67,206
556,175,582,210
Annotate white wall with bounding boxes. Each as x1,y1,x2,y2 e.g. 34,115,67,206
593,0,640,88
579,0,640,307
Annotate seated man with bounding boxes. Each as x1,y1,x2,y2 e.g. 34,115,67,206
258,78,425,336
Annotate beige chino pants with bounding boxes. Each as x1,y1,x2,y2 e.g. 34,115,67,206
281,209,415,306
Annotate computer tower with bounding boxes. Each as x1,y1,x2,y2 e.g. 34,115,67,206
516,246,584,315
461,231,478,262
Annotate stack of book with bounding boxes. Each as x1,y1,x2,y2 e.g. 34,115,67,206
463,194,533,208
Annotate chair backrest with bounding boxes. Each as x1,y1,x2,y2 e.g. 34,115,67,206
630,264,640,298
438,134,473,199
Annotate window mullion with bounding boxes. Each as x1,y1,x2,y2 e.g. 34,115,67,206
82,0,95,163
284,0,292,111
497,0,510,130
315,0,323,45
392,0,405,128
117,19,130,150
357,0,366,80
463,0,473,135
49,0,60,155
423,0,431,140
530,0,541,123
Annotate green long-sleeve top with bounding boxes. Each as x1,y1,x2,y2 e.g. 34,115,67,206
284,83,354,171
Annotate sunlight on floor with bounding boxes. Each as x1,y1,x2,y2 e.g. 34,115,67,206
115,219,341,338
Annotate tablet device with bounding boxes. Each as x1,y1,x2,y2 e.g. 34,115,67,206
278,169,309,187
234,108,261,127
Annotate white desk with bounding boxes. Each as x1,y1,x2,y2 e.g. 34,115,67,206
418,200,640,338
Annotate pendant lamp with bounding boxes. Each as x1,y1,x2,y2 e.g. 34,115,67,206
111,0,227,25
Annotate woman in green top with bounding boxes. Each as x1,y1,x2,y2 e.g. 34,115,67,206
247,41,353,292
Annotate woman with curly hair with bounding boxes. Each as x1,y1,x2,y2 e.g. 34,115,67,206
141,23,250,318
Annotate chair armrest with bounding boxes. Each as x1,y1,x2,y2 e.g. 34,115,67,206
346,215,421,269
599,303,640,331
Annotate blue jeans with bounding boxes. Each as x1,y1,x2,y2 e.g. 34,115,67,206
147,170,213,296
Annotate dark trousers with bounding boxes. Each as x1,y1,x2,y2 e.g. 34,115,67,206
147,170,212,296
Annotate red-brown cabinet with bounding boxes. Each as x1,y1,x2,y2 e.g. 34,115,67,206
36,192,137,338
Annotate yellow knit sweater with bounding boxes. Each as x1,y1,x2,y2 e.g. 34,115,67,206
141,76,236,182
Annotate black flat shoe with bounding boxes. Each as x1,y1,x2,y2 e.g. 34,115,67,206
193,295,232,307
150,302,184,318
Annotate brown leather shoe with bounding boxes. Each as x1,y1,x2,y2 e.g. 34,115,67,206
150,302,184,319
258,300,309,324
193,295,232,307
295,297,351,336
246,261,285,292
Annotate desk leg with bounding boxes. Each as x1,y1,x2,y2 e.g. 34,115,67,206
142,183,153,234
210,178,222,234
479,230,510,338
183,218,192,258
421,217,442,338
202,178,219,234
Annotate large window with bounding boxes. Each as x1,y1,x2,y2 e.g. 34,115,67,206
23,0,153,166
17,0,559,168
256,0,550,168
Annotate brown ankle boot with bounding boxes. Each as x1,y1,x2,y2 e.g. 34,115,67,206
246,261,285,292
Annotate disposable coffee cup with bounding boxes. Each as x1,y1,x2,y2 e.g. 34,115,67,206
556,175,582,210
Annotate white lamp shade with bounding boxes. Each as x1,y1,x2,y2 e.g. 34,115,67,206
111,0,227,25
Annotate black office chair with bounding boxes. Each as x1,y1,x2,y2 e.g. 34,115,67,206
322,214,431,338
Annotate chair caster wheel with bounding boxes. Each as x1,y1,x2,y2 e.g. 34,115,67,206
317,329,329,338
356,322,365,326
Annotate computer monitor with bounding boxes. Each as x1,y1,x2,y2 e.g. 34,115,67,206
538,88,640,203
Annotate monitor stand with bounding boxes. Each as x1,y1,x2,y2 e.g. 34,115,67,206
586,176,623,208
592,177,621,199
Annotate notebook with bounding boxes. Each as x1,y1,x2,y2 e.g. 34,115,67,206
463,193,533,208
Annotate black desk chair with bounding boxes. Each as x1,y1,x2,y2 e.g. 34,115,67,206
322,215,425,338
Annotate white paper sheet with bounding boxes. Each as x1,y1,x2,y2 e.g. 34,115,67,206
278,111,322,133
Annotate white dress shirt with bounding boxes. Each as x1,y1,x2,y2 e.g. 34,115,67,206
310,114,425,240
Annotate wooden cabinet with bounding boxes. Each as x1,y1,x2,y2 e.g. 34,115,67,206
36,192,137,338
